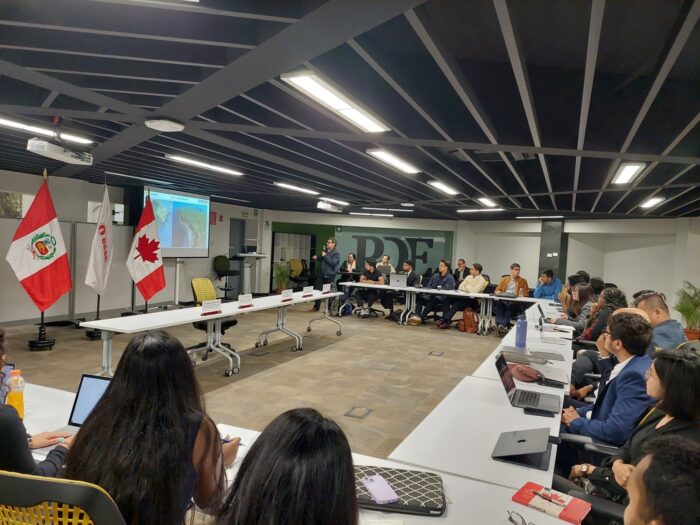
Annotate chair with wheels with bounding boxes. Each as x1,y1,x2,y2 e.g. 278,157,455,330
188,278,237,360
289,258,312,290
0,469,126,525
213,255,240,299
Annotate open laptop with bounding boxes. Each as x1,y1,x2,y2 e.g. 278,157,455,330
495,353,560,413
376,264,392,276
390,273,407,288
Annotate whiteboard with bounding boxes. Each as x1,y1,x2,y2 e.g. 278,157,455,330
0,218,71,323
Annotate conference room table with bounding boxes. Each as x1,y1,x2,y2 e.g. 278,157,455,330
80,290,343,377
389,301,573,492
24,383,562,524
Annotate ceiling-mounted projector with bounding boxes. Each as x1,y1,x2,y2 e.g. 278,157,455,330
317,200,342,213
27,138,93,165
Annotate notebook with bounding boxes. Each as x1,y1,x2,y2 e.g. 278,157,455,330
512,482,591,524
355,465,446,516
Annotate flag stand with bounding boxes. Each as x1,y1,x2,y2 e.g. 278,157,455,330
86,295,102,340
28,311,56,351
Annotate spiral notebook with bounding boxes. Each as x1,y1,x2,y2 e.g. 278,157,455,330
354,465,446,517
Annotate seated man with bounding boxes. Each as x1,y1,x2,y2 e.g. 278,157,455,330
377,254,396,274
408,260,455,326
558,313,654,471
493,263,529,336
634,291,687,355
453,258,468,285
624,436,700,525
437,263,488,329
381,260,417,313
534,268,563,301
354,258,384,318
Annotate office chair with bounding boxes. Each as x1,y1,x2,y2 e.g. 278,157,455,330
289,258,312,290
0,469,126,525
213,255,240,299
188,278,237,359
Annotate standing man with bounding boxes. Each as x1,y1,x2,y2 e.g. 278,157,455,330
311,237,340,311
408,260,456,325
493,263,529,336
453,258,468,285
534,269,563,301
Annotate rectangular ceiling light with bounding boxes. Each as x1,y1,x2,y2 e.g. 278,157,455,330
274,182,320,195
428,180,459,196
105,171,174,186
640,196,665,208
320,196,350,206
362,207,413,212
457,208,504,213
612,162,646,184
0,117,93,144
515,215,565,219
366,148,420,174
349,212,393,217
211,194,250,203
477,197,497,207
281,71,389,133
165,154,243,176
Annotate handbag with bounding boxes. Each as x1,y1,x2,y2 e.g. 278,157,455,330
354,465,446,516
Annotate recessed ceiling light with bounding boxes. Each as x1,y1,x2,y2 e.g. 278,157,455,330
349,212,393,217
105,171,174,186
613,162,646,184
400,203,414,207
515,215,565,219
362,207,413,212
281,71,389,133
640,196,665,208
0,116,93,144
428,180,459,196
457,208,505,213
478,197,497,207
211,194,250,203
145,119,185,133
165,154,243,176
320,197,350,206
366,148,420,174
274,182,320,195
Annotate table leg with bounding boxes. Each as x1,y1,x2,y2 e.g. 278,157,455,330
211,319,241,377
400,291,416,325
307,298,343,336
257,306,304,351
99,330,114,377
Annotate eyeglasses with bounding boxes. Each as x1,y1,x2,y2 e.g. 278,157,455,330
636,291,668,308
602,328,612,336
507,510,535,525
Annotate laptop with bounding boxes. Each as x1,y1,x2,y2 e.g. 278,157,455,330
495,354,560,413
491,428,552,471
390,273,407,288
376,264,392,276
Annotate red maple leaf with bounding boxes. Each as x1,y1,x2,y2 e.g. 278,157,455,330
134,234,160,263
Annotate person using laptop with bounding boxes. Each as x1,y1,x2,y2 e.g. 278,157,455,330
63,331,241,524
493,263,530,336
558,313,654,471
0,327,74,477
219,408,358,525
378,254,396,274
381,260,417,314
438,263,488,329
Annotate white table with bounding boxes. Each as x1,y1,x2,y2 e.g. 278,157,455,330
81,291,343,377
234,253,266,295
24,385,563,524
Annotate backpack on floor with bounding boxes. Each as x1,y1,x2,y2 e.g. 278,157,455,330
340,302,354,316
457,307,478,333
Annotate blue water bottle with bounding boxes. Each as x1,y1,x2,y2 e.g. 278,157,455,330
515,315,528,349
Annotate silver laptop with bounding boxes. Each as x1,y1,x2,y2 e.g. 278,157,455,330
495,354,560,413
390,273,407,288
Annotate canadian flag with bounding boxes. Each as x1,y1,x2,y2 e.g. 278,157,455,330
126,196,165,302
5,179,72,312
84,187,113,295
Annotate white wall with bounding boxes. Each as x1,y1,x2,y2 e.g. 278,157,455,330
566,235,605,278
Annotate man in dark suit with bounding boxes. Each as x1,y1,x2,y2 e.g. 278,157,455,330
557,312,654,472
453,258,468,285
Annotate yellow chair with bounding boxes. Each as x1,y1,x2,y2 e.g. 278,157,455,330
0,469,126,525
289,259,303,278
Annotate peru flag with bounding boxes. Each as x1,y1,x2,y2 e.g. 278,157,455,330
126,196,165,302
5,179,72,312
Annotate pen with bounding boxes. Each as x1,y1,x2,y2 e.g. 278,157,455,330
531,490,566,507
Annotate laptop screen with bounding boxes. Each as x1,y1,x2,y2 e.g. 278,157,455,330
495,354,517,397
68,374,111,427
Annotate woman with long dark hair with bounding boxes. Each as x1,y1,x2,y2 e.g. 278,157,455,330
553,283,595,332
220,408,358,525
64,331,239,524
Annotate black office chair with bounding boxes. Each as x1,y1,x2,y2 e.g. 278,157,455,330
289,258,312,290
213,255,240,298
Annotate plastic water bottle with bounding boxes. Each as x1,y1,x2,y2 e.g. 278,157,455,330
6,369,25,419
515,315,528,350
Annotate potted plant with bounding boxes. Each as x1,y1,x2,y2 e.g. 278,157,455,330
674,281,700,341
273,264,290,294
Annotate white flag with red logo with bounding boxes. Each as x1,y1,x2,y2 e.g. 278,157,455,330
85,187,113,295
5,179,72,312
126,195,165,302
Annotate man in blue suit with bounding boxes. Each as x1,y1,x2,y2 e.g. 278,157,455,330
561,312,654,448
